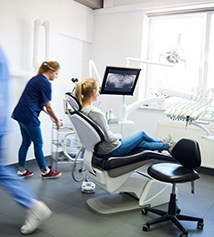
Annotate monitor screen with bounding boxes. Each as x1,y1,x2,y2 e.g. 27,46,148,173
100,66,141,96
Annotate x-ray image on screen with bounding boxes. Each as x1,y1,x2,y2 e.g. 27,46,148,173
100,66,141,96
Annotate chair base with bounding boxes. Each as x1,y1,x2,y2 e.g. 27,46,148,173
86,178,173,215
142,193,204,236
87,192,142,215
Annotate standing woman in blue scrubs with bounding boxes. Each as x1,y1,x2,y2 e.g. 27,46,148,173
12,61,61,179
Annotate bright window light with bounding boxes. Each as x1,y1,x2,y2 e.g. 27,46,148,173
144,13,207,96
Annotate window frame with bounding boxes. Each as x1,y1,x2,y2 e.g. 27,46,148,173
140,8,214,100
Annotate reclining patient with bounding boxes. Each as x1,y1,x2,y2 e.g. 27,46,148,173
74,78,174,158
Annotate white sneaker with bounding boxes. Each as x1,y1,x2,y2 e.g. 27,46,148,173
160,134,173,143
20,199,52,235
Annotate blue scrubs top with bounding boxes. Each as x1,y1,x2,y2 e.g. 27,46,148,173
12,74,52,126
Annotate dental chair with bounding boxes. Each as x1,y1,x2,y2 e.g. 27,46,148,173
64,92,176,214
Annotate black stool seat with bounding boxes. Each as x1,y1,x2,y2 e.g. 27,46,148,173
142,138,204,237
148,163,200,183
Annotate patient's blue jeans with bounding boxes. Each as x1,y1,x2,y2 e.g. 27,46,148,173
18,122,48,172
106,131,169,157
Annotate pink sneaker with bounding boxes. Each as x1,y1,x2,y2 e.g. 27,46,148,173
42,169,61,179
17,170,34,178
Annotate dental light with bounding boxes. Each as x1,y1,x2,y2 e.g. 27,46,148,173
159,34,186,67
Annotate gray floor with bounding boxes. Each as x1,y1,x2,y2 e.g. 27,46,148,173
0,158,214,237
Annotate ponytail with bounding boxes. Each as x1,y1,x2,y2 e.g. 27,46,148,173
74,78,99,104
37,61,60,75
75,82,83,103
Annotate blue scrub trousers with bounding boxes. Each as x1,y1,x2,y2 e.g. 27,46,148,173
18,122,48,172
0,135,36,209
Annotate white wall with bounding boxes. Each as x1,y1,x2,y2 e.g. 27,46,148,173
91,10,145,122
0,0,94,164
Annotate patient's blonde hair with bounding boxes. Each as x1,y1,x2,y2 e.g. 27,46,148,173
75,78,99,104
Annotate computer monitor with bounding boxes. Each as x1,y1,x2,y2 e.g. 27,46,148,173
100,66,141,96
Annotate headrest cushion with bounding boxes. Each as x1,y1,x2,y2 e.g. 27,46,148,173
65,92,82,111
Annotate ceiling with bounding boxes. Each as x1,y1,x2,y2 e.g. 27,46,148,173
73,0,103,9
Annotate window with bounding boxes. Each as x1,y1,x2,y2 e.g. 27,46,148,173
207,14,214,89
144,10,214,97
